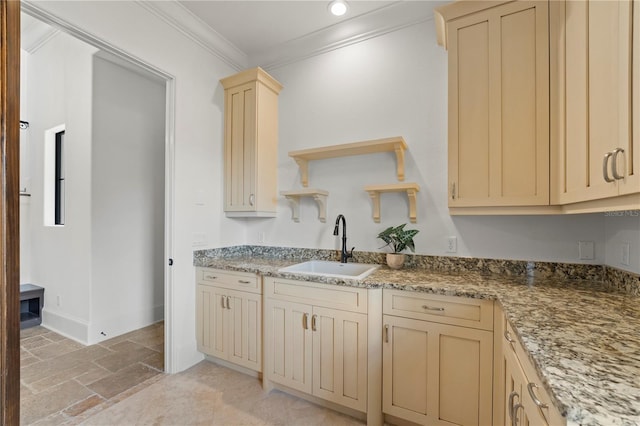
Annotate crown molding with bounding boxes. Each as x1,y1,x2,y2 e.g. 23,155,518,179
21,16,60,54
138,1,437,73
253,2,437,71
135,1,248,71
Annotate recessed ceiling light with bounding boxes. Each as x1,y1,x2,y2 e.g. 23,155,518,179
328,0,348,17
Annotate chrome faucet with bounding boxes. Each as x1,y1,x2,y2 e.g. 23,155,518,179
333,214,354,263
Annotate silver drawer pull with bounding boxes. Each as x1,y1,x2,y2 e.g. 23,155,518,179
205,275,217,280
527,383,549,409
504,330,516,344
238,280,251,284
422,305,444,312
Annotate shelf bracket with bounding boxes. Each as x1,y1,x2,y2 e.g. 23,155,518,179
394,145,405,182
364,183,420,223
280,189,328,222
294,158,309,187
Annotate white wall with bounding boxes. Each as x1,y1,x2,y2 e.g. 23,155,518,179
20,49,33,284
245,21,607,266
90,54,166,342
26,31,97,338
28,0,246,372
605,213,640,273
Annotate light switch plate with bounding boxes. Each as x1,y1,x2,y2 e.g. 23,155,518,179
621,242,630,266
578,241,595,260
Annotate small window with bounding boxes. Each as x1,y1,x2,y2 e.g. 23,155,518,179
44,124,65,227
54,130,65,225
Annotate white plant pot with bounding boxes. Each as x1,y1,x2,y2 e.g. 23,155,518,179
386,253,406,270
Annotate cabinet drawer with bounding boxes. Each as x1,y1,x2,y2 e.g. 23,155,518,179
197,268,261,294
383,290,493,330
264,277,367,313
503,319,565,425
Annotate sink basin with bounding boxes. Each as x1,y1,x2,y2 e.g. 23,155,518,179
278,260,379,280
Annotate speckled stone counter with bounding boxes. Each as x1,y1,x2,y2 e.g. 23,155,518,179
195,249,640,426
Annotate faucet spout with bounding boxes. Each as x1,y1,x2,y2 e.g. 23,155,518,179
333,214,353,263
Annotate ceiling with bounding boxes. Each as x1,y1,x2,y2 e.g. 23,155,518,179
22,0,445,69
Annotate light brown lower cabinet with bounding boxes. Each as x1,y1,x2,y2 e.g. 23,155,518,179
263,277,369,413
382,290,494,426
497,306,565,426
195,268,262,372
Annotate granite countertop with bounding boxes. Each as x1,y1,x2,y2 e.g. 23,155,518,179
196,255,640,426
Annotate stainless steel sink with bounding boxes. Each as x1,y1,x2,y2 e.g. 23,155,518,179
278,260,379,280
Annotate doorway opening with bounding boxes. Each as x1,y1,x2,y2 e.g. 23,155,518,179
20,5,175,373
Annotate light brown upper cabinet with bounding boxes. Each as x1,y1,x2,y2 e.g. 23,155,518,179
220,68,283,217
436,1,550,210
551,0,640,212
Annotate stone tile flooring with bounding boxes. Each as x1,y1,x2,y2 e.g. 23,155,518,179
21,323,364,425
20,322,164,425
80,362,365,426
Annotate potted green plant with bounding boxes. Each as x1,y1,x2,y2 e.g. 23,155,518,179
377,224,419,269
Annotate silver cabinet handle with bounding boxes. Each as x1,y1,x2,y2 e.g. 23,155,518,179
527,382,549,409
302,313,308,330
504,330,516,344
249,194,255,206
508,390,519,421
422,305,444,312
238,280,251,284
384,324,389,343
311,314,317,331
603,152,615,182
512,403,524,426
451,182,456,200
220,295,226,308
611,148,625,180
225,296,231,309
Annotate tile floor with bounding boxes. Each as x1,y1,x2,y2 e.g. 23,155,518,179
20,322,164,425
20,323,365,425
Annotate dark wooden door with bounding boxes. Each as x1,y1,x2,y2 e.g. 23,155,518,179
0,0,21,424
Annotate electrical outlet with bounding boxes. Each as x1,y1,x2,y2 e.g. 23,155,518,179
446,236,457,253
621,242,630,266
56,295,61,307
258,232,265,244
578,241,595,260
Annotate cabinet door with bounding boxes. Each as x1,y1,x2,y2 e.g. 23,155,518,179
502,347,528,426
556,0,634,202
383,315,493,426
227,289,262,372
196,284,216,355
195,284,227,358
264,298,312,394
623,0,640,195
312,307,367,412
224,81,256,212
447,0,549,207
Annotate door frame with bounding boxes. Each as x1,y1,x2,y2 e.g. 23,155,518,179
20,2,177,373
0,0,22,422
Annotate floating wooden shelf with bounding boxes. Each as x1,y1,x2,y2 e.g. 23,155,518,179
280,189,329,222
364,183,420,223
289,137,408,187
